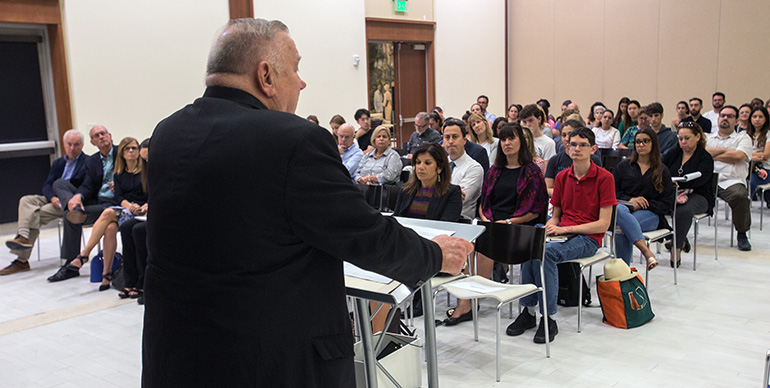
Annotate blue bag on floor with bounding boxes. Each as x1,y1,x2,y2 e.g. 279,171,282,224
89,251,123,283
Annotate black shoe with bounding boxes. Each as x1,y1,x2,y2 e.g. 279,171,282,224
137,296,145,305
533,316,558,344
443,310,473,326
47,264,80,282
506,310,537,336
65,207,87,224
737,233,752,251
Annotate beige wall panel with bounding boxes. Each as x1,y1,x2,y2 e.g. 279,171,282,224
435,0,506,118
550,0,604,112
716,0,770,106
63,0,229,153
257,0,369,127
657,0,720,114
365,0,434,22
509,0,555,107
602,0,659,109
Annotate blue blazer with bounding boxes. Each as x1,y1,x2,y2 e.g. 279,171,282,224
42,152,89,200
76,145,118,202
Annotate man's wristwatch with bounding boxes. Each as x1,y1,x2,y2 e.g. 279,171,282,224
506,219,512,225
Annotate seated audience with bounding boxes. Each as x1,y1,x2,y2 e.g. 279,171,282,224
353,125,401,185
119,138,150,301
751,98,764,109
55,137,147,289
329,114,345,142
706,105,752,251
306,115,319,125
619,107,650,149
587,102,605,128
613,97,633,138
682,97,714,135
506,103,521,122
613,128,675,269
647,102,677,156
736,104,751,133
592,109,621,149
48,125,118,282
519,104,556,162
507,127,616,343
406,112,441,154
429,111,444,132
545,120,602,197
748,107,770,201
663,121,714,266
468,113,499,162
337,123,363,177
491,117,507,138
671,100,689,130
393,143,462,220
442,118,484,220
354,108,374,154
2,130,88,275
477,95,496,123
626,100,641,131
431,106,444,120
445,123,548,326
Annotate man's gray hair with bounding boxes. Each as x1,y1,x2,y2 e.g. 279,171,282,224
206,18,289,76
63,129,84,144
415,112,429,122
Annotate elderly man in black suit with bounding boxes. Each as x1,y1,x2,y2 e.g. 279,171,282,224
2,129,88,275
47,125,118,282
142,18,472,388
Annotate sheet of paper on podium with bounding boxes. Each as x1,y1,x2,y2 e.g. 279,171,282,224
344,262,392,284
402,225,455,239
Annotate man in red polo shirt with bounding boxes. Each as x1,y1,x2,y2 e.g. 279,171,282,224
506,127,616,343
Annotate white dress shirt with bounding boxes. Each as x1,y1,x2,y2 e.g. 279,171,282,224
449,152,484,219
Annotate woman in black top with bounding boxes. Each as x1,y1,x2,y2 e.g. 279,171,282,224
663,122,714,266
66,137,148,291
393,143,462,221
613,128,675,269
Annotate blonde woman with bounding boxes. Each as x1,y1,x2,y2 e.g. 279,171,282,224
353,125,401,185
468,113,499,162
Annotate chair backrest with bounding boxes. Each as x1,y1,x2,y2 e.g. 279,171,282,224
472,221,547,265
606,204,618,255
599,148,633,174
709,172,719,216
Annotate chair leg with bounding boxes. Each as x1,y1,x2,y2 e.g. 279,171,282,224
472,298,479,342
693,220,698,270
577,265,584,333
496,306,501,382
760,188,764,231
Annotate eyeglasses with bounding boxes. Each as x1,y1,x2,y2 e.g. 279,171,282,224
569,142,592,149
124,146,138,151
719,113,736,119
415,123,428,129
634,138,652,145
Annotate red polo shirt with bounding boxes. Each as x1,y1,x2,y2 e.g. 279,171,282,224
551,161,617,246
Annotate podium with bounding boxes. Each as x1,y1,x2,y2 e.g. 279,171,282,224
345,217,485,388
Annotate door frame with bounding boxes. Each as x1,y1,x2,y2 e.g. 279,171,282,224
365,18,436,115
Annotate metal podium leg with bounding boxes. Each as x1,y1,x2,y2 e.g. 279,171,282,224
421,282,440,388
354,298,378,388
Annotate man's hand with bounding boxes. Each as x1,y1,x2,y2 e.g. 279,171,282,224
432,234,473,275
50,196,61,209
67,195,83,211
545,224,568,236
108,181,115,192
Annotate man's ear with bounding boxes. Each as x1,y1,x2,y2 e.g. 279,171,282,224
254,60,275,97
590,144,598,154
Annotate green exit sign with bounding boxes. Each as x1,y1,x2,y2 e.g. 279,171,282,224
395,0,408,12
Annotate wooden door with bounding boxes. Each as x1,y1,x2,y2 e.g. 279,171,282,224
394,43,427,148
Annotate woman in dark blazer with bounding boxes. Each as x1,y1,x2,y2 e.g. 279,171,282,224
393,143,462,221
663,121,714,266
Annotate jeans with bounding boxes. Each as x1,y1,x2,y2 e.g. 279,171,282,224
750,169,770,199
520,234,599,315
614,207,660,265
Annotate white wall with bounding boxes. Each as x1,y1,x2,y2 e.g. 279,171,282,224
255,1,369,127
434,0,507,120
62,0,228,154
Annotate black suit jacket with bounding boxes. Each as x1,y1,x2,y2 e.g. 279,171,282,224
143,86,442,388
464,141,490,173
392,184,463,221
42,152,89,200
76,146,117,203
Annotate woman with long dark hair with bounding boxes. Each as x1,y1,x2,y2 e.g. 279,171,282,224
393,143,461,220
507,104,522,122
748,106,770,201
613,128,675,269
613,97,632,137
444,123,548,326
671,101,690,131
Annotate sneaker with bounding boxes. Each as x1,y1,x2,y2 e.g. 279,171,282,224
0,260,30,275
5,235,33,251
737,233,752,251
533,316,558,344
505,310,536,336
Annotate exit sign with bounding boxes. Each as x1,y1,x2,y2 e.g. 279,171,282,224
395,0,408,12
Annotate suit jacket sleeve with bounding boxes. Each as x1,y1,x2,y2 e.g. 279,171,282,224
76,156,99,199
436,185,462,221
42,157,65,200
285,128,442,286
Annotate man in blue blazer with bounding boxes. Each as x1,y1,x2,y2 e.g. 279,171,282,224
3,130,88,275
47,125,118,282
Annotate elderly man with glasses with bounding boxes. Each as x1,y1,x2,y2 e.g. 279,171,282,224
405,111,442,156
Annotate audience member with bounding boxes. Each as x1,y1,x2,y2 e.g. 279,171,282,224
470,103,483,116
751,98,764,109
468,113,499,162
491,117,507,138
48,125,118,282
337,123,363,177
702,92,725,133
537,98,556,129
445,122,548,326
736,104,752,133
627,100,641,128
613,97,632,137
587,102,605,128
747,107,770,201
507,103,522,122
2,130,88,275
646,102,677,156
519,104,557,162
671,100,689,130
428,111,444,132
593,109,621,149
432,106,444,120
619,107,650,149
442,118,483,220
477,95,496,123
354,108,374,154
663,121,713,265
118,138,150,301
306,115,319,124
553,99,572,129
329,114,346,141
507,127,616,343
545,120,602,197
393,143,462,220
705,105,752,251
682,97,713,134
406,112,441,154
139,138,150,161
613,128,675,269
353,125,401,185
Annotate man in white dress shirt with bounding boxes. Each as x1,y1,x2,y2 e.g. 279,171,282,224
702,92,725,134
442,118,483,220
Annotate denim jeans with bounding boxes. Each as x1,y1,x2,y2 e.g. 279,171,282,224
750,169,770,199
520,234,599,315
614,206,660,264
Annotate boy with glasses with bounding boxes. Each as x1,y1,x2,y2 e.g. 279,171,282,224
544,120,602,197
508,127,616,343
